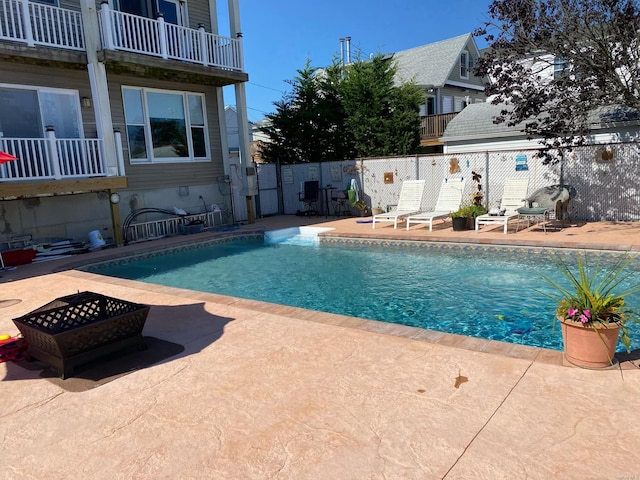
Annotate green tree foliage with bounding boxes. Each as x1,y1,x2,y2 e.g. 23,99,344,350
474,0,640,163
340,54,422,158
260,60,349,164
260,55,422,163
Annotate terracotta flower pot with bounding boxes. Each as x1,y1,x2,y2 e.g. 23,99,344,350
560,318,621,368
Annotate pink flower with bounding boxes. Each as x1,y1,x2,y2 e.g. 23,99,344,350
567,308,578,317
579,310,591,323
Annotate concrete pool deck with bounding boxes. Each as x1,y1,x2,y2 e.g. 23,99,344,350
1,215,640,479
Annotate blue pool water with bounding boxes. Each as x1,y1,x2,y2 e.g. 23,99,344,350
89,238,640,352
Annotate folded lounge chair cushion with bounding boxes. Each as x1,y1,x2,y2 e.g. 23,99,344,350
517,207,549,215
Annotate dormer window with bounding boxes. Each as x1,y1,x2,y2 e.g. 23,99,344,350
460,50,469,79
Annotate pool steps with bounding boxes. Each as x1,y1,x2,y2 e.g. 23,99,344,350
264,227,335,246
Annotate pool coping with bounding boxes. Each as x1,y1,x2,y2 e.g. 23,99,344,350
73,231,640,370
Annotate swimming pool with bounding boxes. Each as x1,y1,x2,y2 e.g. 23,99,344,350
87,235,640,352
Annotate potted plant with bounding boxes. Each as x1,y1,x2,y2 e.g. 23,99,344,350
353,199,369,217
541,252,640,368
450,203,473,231
449,203,488,231
449,171,488,230
371,201,384,216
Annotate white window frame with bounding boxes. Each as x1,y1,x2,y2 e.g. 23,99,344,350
442,95,454,114
157,0,188,26
460,50,469,79
0,83,83,138
122,86,210,164
553,57,568,80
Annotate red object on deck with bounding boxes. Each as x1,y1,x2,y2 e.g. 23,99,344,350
0,249,36,266
0,150,18,164
0,337,28,363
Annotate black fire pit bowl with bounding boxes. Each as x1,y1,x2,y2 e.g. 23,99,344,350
13,291,150,379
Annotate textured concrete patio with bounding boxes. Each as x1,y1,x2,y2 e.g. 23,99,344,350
1,215,639,479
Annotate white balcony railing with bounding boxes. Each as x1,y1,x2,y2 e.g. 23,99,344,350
0,134,106,181
0,0,84,50
99,4,243,71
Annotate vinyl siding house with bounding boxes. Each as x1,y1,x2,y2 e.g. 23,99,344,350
0,0,249,247
391,33,488,152
441,102,640,154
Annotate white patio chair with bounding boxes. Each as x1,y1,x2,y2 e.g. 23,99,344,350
406,178,466,231
372,180,426,229
475,178,529,234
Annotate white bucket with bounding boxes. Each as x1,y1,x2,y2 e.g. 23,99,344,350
88,230,106,248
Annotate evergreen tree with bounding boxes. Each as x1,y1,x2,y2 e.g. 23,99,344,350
260,54,421,163
340,54,422,157
260,60,351,164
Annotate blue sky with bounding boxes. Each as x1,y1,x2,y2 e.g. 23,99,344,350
222,1,494,122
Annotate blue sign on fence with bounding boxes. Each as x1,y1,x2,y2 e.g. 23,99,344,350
515,154,529,171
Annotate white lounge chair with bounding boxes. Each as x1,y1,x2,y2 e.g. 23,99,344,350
406,178,466,231
475,178,529,234
372,180,426,229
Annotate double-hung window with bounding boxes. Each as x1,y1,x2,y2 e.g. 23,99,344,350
122,87,209,163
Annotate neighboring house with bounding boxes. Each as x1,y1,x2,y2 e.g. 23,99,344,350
440,102,640,153
0,0,250,247
392,33,488,152
225,105,254,154
250,118,271,164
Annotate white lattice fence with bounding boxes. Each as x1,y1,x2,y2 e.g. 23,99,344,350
272,142,640,221
563,143,640,221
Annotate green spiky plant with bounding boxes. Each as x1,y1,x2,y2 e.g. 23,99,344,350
540,251,640,352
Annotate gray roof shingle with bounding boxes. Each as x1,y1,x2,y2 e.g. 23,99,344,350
392,33,473,87
441,102,517,140
441,102,640,141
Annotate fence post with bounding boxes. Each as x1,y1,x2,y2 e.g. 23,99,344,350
484,150,490,209
46,126,61,180
99,1,114,50
157,14,168,59
198,24,208,66
20,0,35,47
113,129,125,176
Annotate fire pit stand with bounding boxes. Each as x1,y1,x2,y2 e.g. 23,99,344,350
13,292,150,379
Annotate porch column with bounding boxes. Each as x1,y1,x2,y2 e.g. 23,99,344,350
227,0,254,223
79,0,118,176
80,0,121,245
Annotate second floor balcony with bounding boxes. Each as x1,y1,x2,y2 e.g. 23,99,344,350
0,0,84,50
99,4,243,72
420,113,458,143
0,0,245,73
